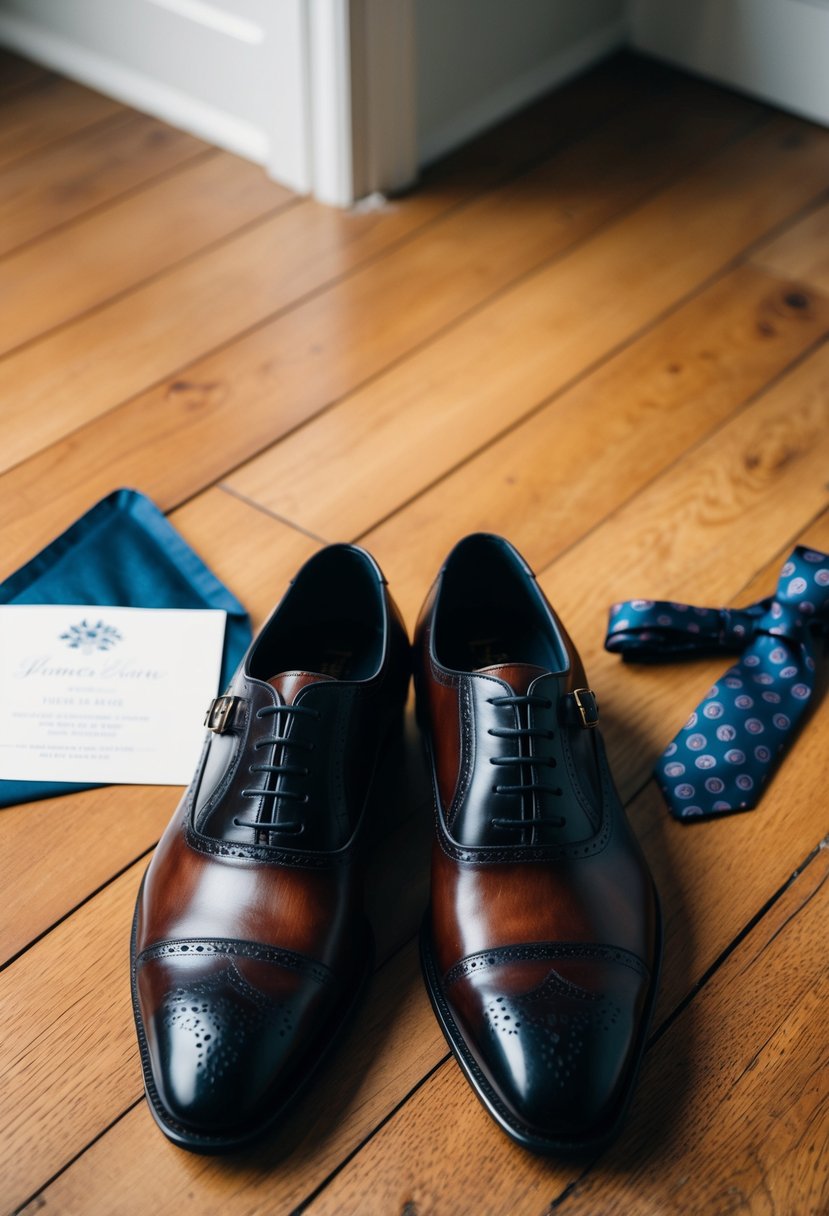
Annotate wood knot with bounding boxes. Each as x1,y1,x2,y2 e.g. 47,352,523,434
166,379,225,409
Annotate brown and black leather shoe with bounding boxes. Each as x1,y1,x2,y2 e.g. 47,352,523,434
131,544,410,1152
414,533,661,1155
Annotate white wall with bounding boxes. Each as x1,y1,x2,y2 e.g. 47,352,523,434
415,0,627,164
631,0,829,127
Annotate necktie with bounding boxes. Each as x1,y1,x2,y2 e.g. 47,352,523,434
604,546,829,821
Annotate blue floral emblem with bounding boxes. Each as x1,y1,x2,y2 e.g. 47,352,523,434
60,619,123,654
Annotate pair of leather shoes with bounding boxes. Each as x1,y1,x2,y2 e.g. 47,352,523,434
131,535,661,1155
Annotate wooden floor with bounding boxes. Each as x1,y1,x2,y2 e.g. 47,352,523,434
1,47,827,1216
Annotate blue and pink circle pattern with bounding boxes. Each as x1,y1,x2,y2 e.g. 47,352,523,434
605,546,828,821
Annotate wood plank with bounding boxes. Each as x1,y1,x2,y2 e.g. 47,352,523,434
0,74,123,169
225,116,829,541
359,263,829,625
0,784,171,969
301,837,829,1216
0,153,297,354
751,196,829,295
0,113,210,258
0,72,756,476
0,59,656,474
0,490,318,966
0,81,766,569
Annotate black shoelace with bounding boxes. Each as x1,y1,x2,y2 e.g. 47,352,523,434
233,703,320,836
486,693,565,831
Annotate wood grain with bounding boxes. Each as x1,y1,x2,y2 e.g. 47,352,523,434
0,152,297,354
0,74,123,169
0,861,145,1212
225,116,829,539
0,72,757,491
752,196,829,295
0,113,209,257
359,264,829,624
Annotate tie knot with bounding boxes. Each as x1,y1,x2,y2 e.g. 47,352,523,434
755,599,809,645
720,606,766,646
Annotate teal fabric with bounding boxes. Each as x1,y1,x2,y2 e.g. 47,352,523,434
0,488,251,808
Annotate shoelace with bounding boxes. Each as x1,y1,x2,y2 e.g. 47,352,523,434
233,703,320,836
486,693,565,830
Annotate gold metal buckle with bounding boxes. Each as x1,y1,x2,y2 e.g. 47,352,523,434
204,695,238,733
573,688,599,728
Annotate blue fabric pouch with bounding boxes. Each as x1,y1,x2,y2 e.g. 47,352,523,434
0,488,252,808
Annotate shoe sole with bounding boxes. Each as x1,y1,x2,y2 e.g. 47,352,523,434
419,907,663,1157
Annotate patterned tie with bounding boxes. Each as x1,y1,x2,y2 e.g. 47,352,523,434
604,546,829,821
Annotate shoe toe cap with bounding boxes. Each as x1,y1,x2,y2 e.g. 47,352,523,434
449,955,652,1141
134,949,334,1138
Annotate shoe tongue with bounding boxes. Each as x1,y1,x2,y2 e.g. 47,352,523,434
266,670,335,704
473,662,549,695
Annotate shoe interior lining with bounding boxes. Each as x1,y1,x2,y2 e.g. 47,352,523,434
433,536,567,674
250,549,385,682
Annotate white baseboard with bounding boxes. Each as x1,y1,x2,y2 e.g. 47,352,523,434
0,8,269,164
418,16,628,166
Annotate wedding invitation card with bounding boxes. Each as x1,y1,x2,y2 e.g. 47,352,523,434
0,605,227,785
